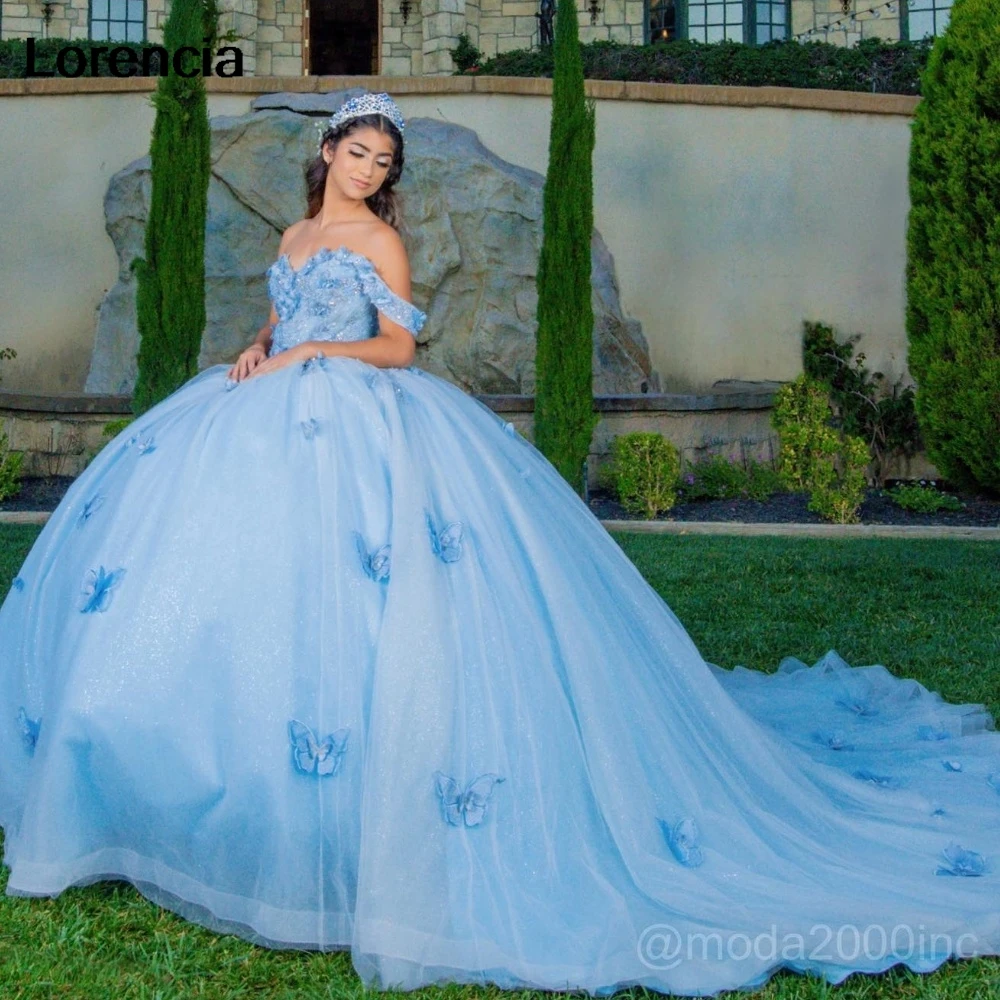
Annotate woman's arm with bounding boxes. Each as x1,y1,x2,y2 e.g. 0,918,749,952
252,303,279,354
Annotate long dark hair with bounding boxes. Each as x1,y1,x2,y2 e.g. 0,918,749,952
305,113,404,230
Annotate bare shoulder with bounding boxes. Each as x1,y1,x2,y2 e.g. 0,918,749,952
363,222,411,287
278,219,309,254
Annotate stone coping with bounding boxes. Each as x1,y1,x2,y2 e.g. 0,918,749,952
0,383,778,415
0,509,994,539
0,74,921,116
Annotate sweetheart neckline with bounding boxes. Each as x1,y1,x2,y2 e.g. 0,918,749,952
276,245,375,277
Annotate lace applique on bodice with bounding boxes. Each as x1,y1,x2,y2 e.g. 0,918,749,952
265,245,427,357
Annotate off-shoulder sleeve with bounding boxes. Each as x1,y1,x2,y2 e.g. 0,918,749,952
356,259,427,336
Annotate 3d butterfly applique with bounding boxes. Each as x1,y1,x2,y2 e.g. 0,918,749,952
135,436,156,455
17,707,40,754
425,510,463,564
941,760,963,772
288,719,350,777
79,565,127,614
835,695,880,717
917,725,952,741
935,842,987,877
433,770,505,827
11,576,25,592
354,531,391,583
301,418,321,440
658,816,705,868
77,493,106,528
301,352,328,375
852,769,907,789
812,729,853,751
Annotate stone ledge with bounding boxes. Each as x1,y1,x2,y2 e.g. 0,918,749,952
0,383,776,414
0,390,133,414
0,74,921,115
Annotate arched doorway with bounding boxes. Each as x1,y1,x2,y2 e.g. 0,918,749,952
305,0,380,75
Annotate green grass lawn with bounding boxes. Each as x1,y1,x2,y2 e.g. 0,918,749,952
1,524,998,999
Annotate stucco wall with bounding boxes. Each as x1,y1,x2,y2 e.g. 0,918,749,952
0,76,919,395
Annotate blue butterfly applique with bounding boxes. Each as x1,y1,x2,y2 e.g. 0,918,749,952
301,352,328,375
852,769,906,789
288,719,350,777
835,696,879,717
931,804,947,818
425,510,463,563
136,436,156,455
354,531,391,583
79,565,126,613
11,576,25,592
659,816,705,868
502,421,517,436
935,842,987,877
77,493,106,528
917,725,951,741
941,760,963,772
433,771,504,827
301,418,321,440
813,729,853,751
17,707,40,754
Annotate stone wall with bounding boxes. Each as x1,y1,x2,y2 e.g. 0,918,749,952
0,385,939,485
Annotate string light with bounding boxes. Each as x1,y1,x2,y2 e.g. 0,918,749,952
790,0,920,41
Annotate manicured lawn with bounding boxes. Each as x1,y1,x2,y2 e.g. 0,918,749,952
1,523,998,999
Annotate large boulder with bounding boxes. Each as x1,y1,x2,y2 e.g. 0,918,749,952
85,89,661,396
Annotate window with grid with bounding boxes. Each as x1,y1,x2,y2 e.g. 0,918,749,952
902,0,952,40
90,0,146,43
647,1,790,45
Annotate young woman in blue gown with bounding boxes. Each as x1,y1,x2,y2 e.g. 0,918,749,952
1,91,998,997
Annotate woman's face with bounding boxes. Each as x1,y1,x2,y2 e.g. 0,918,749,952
324,125,396,201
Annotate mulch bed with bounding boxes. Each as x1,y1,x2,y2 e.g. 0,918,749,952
2,476,999,528
586,486,1000,528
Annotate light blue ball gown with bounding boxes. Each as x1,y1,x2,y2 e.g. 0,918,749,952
1,244,999,996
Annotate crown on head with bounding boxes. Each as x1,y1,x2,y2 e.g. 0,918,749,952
316,92,405,152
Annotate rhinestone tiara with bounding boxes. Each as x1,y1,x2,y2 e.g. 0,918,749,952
316,92,405,152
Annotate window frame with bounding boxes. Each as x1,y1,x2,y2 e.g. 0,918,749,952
646,0,792,46
88,0,148,45
899,0,953,42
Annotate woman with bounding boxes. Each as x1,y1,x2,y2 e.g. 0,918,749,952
1,92,998,997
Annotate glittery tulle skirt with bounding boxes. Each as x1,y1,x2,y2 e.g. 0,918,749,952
1,356,999,996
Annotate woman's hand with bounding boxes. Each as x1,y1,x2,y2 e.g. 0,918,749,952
243,343,317,380
228,343,268,381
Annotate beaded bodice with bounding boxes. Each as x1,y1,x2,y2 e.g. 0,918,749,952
265,245,427,357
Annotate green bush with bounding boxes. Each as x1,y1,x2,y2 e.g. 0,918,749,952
905,0,1000,493
0,429,23,503
453,36,934,96
806,429,870,524
102,417,135,439
771,373,873,522
802,320,922,488
677,454,783,503
889,483,964,513
607,431,680,518
449,33,483,72
770,374,836,492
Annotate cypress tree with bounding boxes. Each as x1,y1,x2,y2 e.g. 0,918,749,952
130,0,213,416
533,0,599,497
905,0,1000,492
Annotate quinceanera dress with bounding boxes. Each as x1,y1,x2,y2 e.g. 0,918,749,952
1,243,999,997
